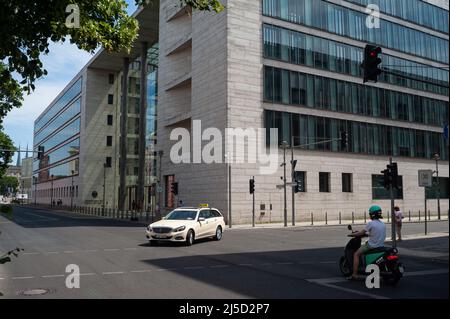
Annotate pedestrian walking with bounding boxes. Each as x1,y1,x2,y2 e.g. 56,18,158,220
394,206,404,241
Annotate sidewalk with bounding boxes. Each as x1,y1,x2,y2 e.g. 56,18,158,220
228,216,449,230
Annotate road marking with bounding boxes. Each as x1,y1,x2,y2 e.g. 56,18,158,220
124,248,138,251
23,252,39,255
80,273,96,276
404,268,449,277
307,268,449,299
84,250,98,253
307,278,390,299
42,274,65,278
12,276,35,280
63,251,76,254
104,249,120,252
277,262,294,265
209,265,229,268
319,261,336,264
238,263,253,266
45,252,59,255
183,266,205,270
130,270,152,273
102,271,125,275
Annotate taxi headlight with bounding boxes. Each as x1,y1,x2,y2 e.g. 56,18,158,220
147,226,152,232
174,226,186,232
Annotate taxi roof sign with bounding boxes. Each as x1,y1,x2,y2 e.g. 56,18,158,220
199,204,209,208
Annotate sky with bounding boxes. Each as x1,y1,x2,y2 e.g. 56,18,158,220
4,1,137,165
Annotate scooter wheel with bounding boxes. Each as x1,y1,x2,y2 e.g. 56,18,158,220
339,256,352,277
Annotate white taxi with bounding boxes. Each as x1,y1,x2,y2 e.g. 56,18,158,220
145,206,226,246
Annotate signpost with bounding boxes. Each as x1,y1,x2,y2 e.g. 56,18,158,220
418,170,433,235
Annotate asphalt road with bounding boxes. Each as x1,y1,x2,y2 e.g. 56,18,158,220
0,206,448,299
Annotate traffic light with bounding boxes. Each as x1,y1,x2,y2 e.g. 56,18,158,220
249,178,255,195
362,45,382,83
388,162,399,189
37,146,45,160
381,168,391,189
171,182,178,195
340,131,349,150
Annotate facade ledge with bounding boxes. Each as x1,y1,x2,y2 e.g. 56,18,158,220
166,4,191,22
166,33,192,56
164,112,192,127
164,72,192,91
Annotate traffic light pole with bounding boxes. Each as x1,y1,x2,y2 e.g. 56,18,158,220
252,176,255,228
291,136,295,226
389,157,397,249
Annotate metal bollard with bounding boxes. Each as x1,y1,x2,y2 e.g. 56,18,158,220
419,210,421,221
325,212,328,225
408,210,411,222
364,211,367,223
339,212,341,225
387,211,390,223
352,212,354,224
311,212,314,226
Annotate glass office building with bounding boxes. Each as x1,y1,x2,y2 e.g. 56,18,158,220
259,0,449,215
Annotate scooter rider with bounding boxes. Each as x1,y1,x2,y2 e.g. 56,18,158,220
348,205,386,280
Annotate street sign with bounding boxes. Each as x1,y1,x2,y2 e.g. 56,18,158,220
418,170,433,187
156,186,163,193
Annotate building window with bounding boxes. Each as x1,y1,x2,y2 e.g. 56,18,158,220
165,175,175,208
294,171,307,192
106,136,113,146
342,173,353,193
372,175,404,200
107,115,113,126
105,157,112,168
319,172,331,193
108,94,114,105
108,74,114,84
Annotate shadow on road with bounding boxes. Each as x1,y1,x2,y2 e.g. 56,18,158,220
0,206,149,229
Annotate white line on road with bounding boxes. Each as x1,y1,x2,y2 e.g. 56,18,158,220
45,252,59,255
102,271,125,275
209,265,229,268
63,251,76,254
22,252,39,255
12,276,35,280
104,249,120,252
83,250,99,253
183,266,205,270
124,248,138,251
130,270,153,273
80,273,96,276
277,262,294,265
42,275,65,278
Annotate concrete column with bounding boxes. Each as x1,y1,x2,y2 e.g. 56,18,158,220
119,57,130,211
138,42,148,212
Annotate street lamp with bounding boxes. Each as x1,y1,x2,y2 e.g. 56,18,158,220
432,152,441,220
280,140,290,227
70,170,75,211
50,174,54,207
157,150,163,220
33,176,37,205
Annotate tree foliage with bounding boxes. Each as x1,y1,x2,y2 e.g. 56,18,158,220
0,176,19,195
0,132,15,177
0,0,224,124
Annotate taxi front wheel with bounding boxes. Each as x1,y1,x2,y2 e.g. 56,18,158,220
186,230,195,246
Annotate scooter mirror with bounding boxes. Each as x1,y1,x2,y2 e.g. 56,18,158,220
347,225,352,231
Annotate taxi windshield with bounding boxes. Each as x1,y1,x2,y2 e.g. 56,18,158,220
166,210,197,220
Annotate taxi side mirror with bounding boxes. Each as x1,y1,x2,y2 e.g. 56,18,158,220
198,217,205,222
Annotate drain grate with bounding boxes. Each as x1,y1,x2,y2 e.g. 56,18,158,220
18,288,52,296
